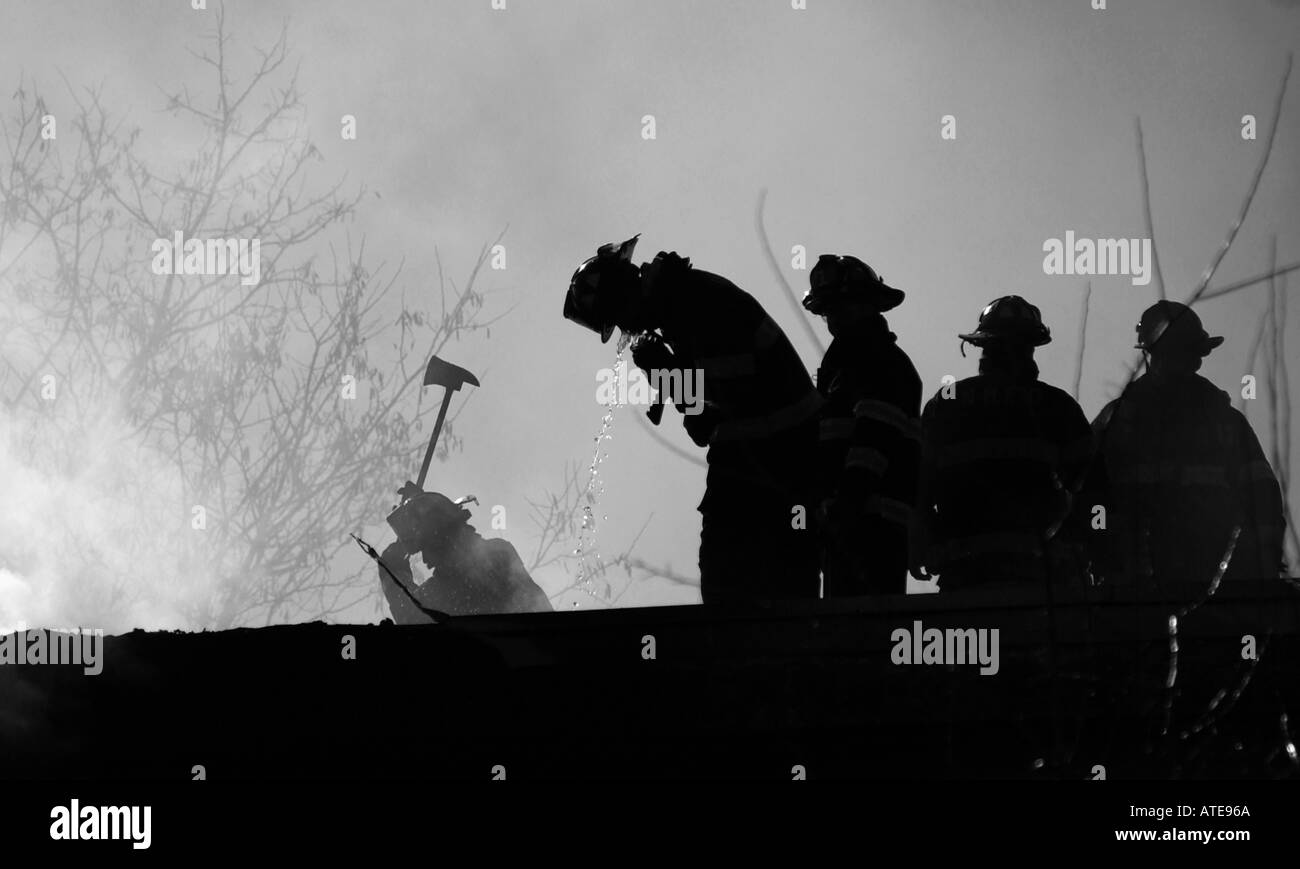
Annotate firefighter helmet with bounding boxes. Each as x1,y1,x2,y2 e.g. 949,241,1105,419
802,254,905,315
563,235,641,343
386,485,472,546
1135,300,1223,356
958,295,1051,347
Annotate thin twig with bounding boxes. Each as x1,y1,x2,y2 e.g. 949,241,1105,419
1073,281,1091,401
1200,259,1300,301
627,558,700,588
1267,237,1284,490
1188,52,1293,303
1239,304,1271,414
756,188,824,357
1135,117,1167,300
1271,255,1300,566
631,406,707,468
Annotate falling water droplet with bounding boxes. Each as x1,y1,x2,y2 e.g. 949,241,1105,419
570,345,627,598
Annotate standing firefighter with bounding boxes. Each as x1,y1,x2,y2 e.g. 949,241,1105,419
378,484,552,622
803,255,921,595
1091,301,1285,586
563,235,823,604
914,296,1094,590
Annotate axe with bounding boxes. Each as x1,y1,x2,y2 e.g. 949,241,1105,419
414,355,480,490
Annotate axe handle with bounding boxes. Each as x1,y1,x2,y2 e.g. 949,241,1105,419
415,388,455,490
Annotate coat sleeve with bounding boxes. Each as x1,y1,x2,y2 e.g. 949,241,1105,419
911,395,941,573
838,379,921,512
1231,409,1286,577
653,331,718,447
377,542,433,624
1080,401,1121,575
1048,392,1098,546
1055,392,1096,494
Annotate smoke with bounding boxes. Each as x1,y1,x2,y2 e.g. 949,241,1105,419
0,392,218,634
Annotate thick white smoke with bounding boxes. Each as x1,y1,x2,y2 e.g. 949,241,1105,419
0,395,217,634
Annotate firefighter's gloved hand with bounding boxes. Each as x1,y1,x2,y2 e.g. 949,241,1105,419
630,333,674,374
682,405,717,447
908,517,933,579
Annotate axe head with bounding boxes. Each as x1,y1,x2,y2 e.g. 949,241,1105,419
423,356,479,392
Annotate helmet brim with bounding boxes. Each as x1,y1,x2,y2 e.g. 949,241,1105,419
801,289,826,316
1135,334,1225,355
563,282,617,343
959,329,1051,347
802,283,905,315
386,491,471,543
876,283,905,312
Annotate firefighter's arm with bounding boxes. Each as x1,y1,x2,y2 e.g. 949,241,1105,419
1082,401,1124,577
630,332,674,374
377,542,431,624
680,403,720,447
652,338,718,446
839,392,919,500
909,400,940,577
1058,398,1096,497
1233,411,1286,576
1077,448,1118,576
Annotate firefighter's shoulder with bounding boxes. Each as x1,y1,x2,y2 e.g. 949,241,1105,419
1032,381,1089,422
922,374,982,411
479,536,529,571
668,268,767,335
683,267,752,307
878,339,923,394
1091,399,1120,439
835,343,917,395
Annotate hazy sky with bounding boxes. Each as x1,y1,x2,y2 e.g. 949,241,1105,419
3,0,1298,619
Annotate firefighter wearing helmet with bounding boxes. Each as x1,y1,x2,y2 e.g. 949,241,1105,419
913,295,1095,590
803,255,921,596
378,482,552,622
1090,301,1285,587
564,236,824,604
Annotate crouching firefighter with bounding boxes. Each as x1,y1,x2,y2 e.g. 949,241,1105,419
914,296,1095,590
563,235,823,604
376,482,552,622
803,255,922,595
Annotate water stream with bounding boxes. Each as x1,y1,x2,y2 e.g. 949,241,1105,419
569,337,631,605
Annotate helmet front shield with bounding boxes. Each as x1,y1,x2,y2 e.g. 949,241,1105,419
562,235,641,343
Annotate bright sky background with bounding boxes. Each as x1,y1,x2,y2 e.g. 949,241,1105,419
3,0,1298,621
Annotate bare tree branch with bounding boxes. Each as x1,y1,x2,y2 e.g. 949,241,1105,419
1135,117,1167,300
1073,281,1091,401
757,188,824,358
1188,52,1293,303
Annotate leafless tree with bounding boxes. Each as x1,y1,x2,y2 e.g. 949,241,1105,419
0,9,506,628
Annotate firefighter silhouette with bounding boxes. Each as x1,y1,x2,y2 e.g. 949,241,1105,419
914,296,1094,590
564,235,822,604
378,484,552,622
803,255,921,595
1090,301,1285,587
